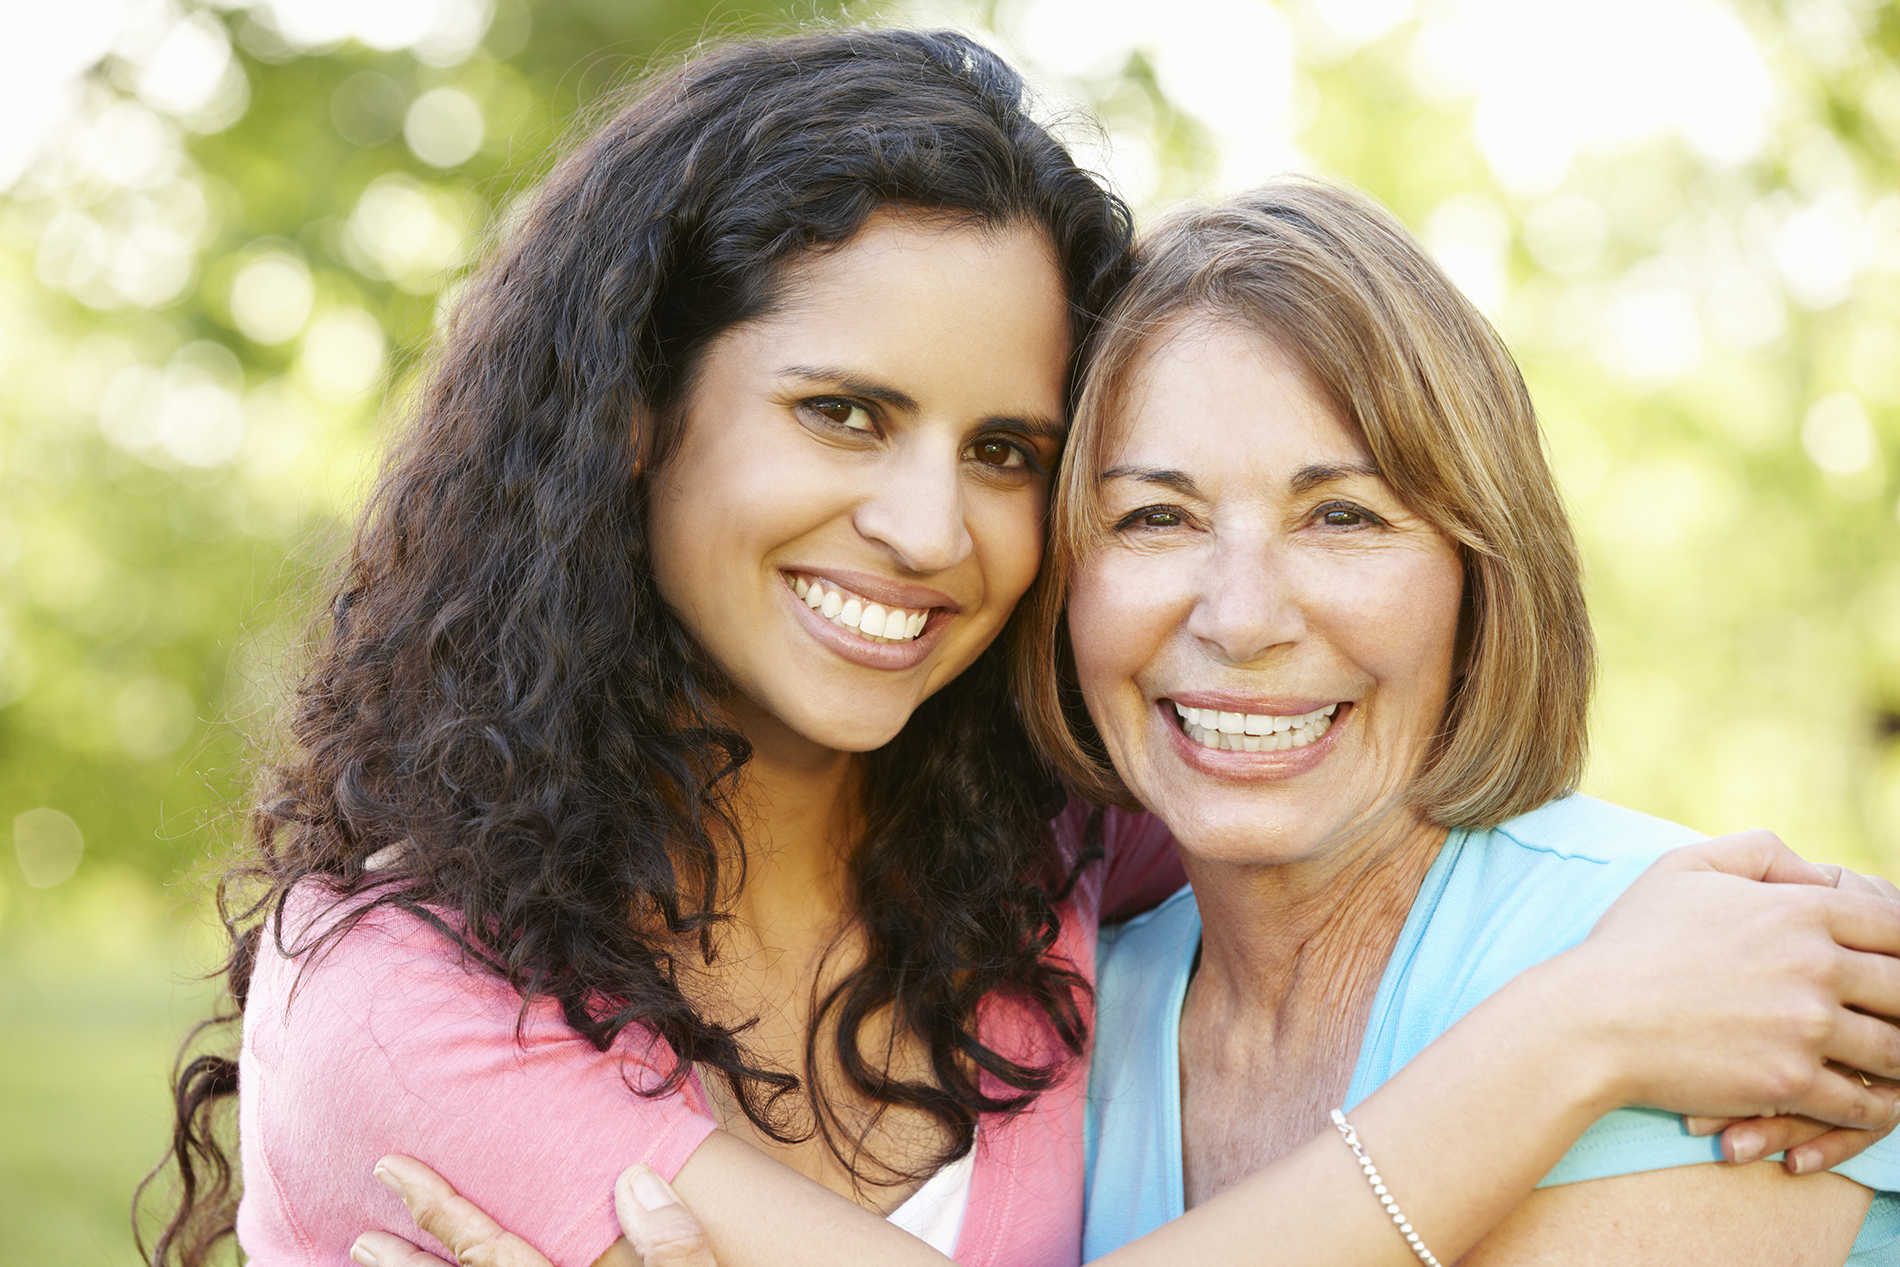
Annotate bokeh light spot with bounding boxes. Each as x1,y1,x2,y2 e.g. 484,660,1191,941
230,249,315,345
404,87,484,168
1802,392,1876,476
299,307,387,402
13,808,84,889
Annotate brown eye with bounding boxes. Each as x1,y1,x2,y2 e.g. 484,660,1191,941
806,398,874,431
1141,510,1181,528
969,438,1026,469
1318,503,1374,527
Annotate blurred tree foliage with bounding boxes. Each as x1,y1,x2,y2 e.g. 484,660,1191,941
2,0,1899,906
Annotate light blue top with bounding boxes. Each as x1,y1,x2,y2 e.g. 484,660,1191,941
1082,794,1900,1263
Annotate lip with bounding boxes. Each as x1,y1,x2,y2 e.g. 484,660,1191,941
1159,698,1353,779
782,575,951,670
1167,693,1341,718
781,567,962,614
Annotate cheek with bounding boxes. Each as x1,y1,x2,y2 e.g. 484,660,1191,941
968,488,1049,612
1348,546,1464,711
1067,551,1167,723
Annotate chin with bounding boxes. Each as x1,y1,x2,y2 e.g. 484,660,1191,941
792,708,913,754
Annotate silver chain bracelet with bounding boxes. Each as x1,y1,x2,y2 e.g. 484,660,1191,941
1330,1109,1445,1267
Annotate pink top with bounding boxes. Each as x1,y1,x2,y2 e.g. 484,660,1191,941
236,802,1181,1267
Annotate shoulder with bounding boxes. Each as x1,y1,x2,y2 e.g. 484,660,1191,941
238,882,716,1265
246,883,522,1059
1354,797,1705,1095
1416,795,1706,967
244,880,691,1098
1487,794,1705,865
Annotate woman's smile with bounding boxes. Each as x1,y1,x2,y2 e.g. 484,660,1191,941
1169,699,1343,754
775,569,956,670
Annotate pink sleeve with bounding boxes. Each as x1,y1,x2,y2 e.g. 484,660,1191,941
237,892,717,1267
1050,797,1186,924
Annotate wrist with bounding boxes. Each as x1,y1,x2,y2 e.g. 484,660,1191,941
1485,950,1634,1122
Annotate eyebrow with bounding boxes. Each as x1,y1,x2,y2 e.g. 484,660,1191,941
779,364,1067,440
1098,465,1199,494
1288,460,1381,494
780,365,918,413
1097,460,1381,495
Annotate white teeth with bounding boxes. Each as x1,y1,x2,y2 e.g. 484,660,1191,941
785,574,931,645
1172,701,1340,755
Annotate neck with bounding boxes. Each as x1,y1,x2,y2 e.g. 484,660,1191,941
1175,808,1450,1207
1184,807,1448,1036
716,696,864,942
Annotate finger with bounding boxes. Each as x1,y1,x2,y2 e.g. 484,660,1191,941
375,1155,554,1267
1768,1067,1900,1132
351,1230,455,1267
1810,889,1900,957
1830,952,1900,1034
1720,1115,1832,1165
1827,865,1900,905
1673,831,1832,887
615,1165,719,1267
1787,1117,1900,1175
1685,1115,1743,1138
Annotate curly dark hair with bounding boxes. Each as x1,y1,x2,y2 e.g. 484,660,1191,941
137,26,1134,1266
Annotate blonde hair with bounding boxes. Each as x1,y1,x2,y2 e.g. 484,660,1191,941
1014,177,1594,828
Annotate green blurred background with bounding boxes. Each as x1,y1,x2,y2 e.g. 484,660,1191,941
2,0,1897,1260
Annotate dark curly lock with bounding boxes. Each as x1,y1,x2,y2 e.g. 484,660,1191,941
138,26,1133,1266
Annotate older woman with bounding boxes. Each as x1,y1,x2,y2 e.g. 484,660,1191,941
1042,180,1900,1265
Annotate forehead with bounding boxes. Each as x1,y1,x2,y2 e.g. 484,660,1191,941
777,209,1061,311
713,209,1073,415
1098,318,1367,475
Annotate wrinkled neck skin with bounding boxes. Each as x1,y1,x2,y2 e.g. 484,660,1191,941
1177,804,1448,1207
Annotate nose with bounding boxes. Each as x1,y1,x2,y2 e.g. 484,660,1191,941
852,437,974,575
1183,531,1306,664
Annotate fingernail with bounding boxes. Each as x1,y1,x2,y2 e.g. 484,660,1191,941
350,1241,379,1267
1727,1127,1764,1165
629,1165,675,1212
1789,1148,1819,1175
373,1162,404,1200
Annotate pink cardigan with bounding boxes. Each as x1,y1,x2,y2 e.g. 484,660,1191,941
236,803,1181,1267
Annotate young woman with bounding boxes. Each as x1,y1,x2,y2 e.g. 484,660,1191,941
144,27,1900,1267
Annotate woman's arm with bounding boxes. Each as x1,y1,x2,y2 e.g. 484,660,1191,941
1091,831,1900,1267
1459,1163,1871,1266
364,832,1900,1267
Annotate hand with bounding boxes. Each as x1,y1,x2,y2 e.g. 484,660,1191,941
352,1154,718,1267
1681,858,1900,1174
1563,830,1900,1136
